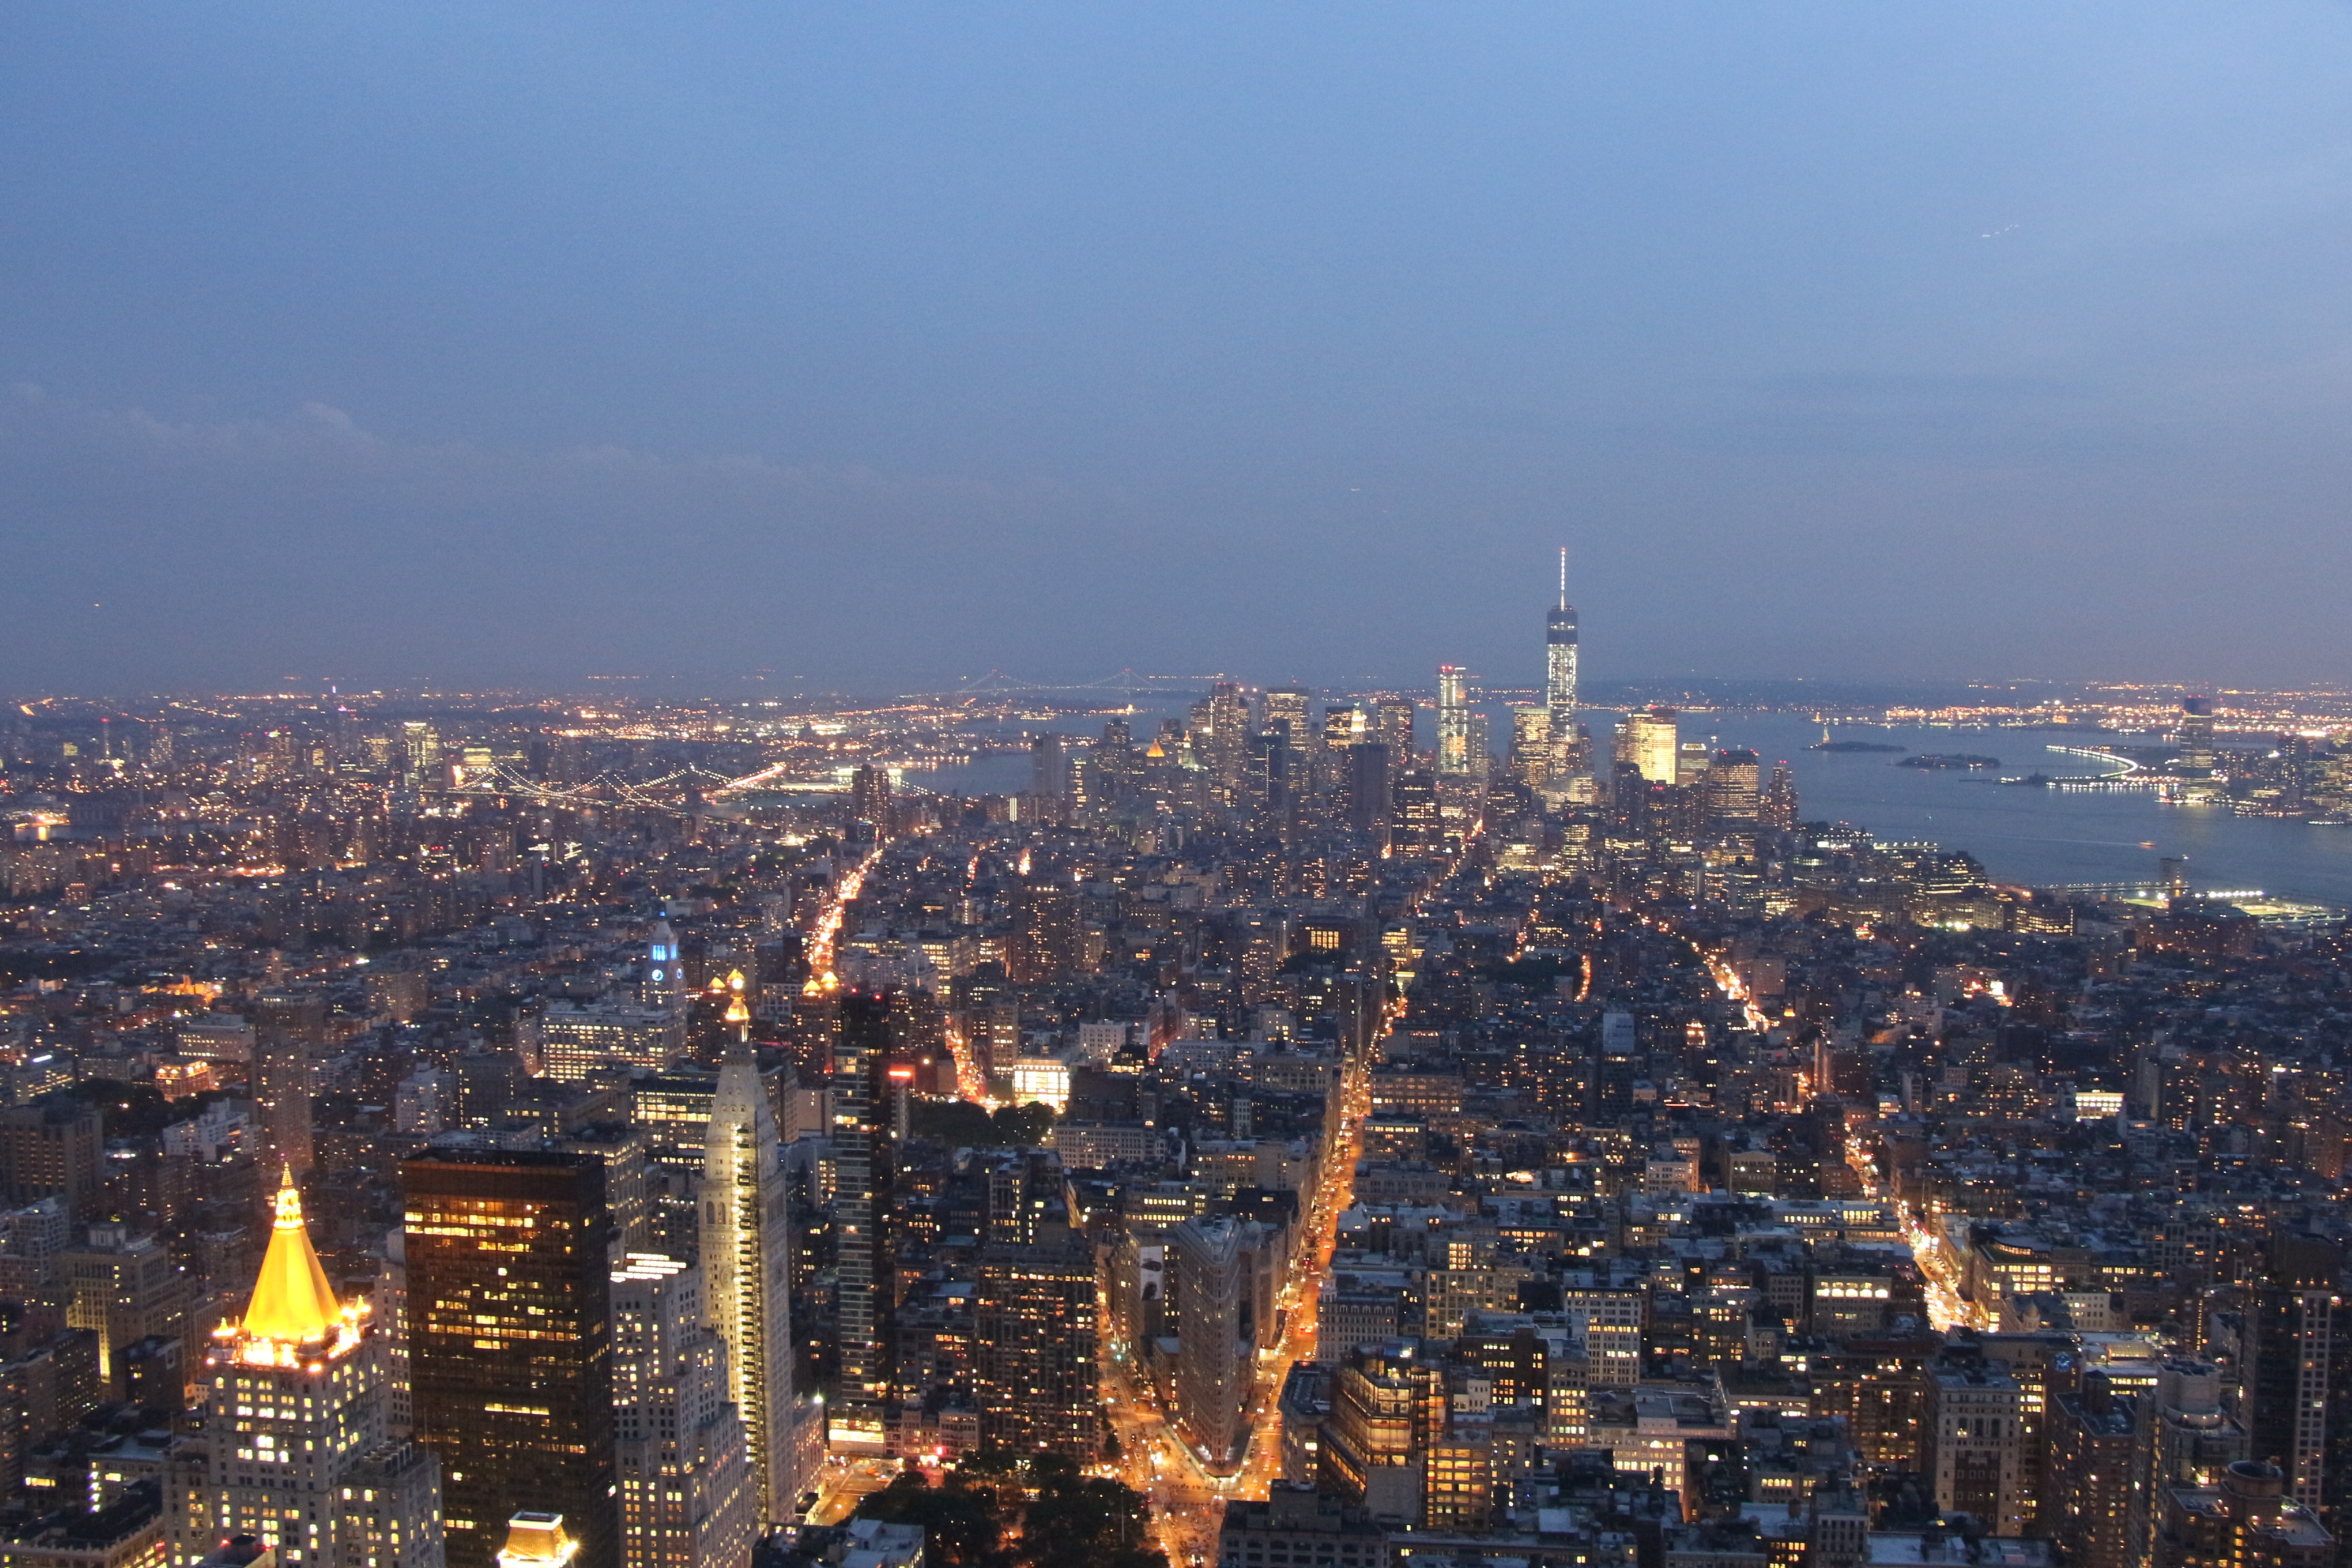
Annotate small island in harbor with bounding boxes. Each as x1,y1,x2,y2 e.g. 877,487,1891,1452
1809,740,1907,753
1899,752,2001,770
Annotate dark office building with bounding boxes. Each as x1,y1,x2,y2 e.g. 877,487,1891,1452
403,1149,618,1568
0,1094,105,1218
827,992,894,1452
847,764,893,837
1390,768,1441,855
254,990,327,1177
2253,1233,2352,1546
1008,876,1077,985
1028,734,1069,819
973,1230,1101,1458
1345,743,1391,840
2044,1376,2143,1568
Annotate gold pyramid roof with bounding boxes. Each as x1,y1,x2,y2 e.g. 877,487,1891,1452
242,1166,340,1344
497,1514,579,1568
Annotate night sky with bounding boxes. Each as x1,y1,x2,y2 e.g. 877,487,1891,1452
5,4,2351,693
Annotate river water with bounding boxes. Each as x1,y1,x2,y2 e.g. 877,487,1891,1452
1663,713,2352,908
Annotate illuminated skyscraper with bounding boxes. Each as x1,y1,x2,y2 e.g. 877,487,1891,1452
2177,695,2218,776
1546,549,1579,775
404,1150,617,1568
1205,682,1250,804
181,1169,443,1568
1262,685,1311,744
610,1255,754,1568
1705,749,1761,828
700,1006,797,1524
642,920,683,1014
1616,708,1680,785
1760,763,1799,832
1312,706,1362,818
1435,667,1476,777
1318,1345,1444,1513
1507,707,1553,789
847,766,892,836
400,722,440,793
1320,706,1362,747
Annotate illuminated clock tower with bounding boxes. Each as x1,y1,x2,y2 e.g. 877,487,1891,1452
642,919,684,1012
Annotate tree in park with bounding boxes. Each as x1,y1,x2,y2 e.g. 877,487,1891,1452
1014,1453,1168,1568
855,1465,1010,1568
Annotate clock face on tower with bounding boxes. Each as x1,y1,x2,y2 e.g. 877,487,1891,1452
651,968,665,983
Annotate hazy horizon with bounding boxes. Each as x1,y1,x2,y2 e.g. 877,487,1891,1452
1,672,2326,710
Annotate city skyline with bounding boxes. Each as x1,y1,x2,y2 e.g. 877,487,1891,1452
8,9,2352,1568
7,621,2352,1568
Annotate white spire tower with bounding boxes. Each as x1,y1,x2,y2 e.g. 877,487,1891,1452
1546,547,1580,776
699,990,798,1525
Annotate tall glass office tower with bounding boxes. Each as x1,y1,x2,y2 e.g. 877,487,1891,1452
1435,666,1475,776
1546,548,1579,775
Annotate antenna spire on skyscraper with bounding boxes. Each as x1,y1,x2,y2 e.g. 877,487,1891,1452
1545,546,1580,779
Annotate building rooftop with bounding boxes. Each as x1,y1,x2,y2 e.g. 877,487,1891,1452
238,1169,340,1345
1864,1534,2052,1567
